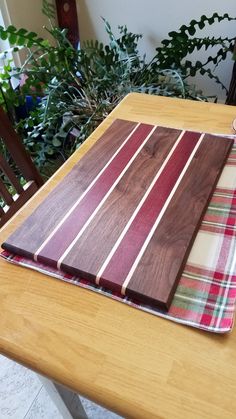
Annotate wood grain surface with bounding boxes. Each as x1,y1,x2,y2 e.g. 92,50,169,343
2,117,233,310
1,94,236,419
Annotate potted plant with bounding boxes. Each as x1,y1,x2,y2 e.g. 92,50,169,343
0,1,235,177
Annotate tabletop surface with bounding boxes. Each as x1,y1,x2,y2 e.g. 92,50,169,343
0,93,236,419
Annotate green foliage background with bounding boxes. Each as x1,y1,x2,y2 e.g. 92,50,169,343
0,1,235,178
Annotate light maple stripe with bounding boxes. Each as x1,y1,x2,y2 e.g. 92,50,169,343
33,122,140,261
57,124,158,269
121,133,205,295
95,130,186,285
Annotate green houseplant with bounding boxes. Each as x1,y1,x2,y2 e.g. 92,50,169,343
0,1,235,177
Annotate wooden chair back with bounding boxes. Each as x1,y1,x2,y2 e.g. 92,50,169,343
0,107,43,227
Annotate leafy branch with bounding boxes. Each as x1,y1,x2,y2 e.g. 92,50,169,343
0,25,50,49
0,4,235,178
155,13,236,91
42,0,56,21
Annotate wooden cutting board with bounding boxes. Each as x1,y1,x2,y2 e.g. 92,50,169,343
2,119,233,309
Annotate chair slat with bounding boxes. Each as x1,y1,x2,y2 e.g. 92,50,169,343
0,180,38,227
0,177,14,205
0,106,44,228
0,155,23,194
0,205,5,217
0,108,43,187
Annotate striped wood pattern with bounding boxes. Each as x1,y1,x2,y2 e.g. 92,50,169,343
2,119,233,309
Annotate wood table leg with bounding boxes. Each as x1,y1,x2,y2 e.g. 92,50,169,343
38,375,88,419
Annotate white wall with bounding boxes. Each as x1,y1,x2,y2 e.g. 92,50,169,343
0,0,57,66
5,0,50,37
77,0,236,101
1,0,235,101
1,0,56,48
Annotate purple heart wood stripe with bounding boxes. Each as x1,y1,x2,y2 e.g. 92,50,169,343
2,120,233,310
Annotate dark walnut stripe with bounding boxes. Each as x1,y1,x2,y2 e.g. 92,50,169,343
2,119,137,256
61,127,182,277
125,134,233,309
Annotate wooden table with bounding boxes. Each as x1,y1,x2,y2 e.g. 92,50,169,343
0,93,236,419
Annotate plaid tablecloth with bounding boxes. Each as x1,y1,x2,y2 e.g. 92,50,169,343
1,137,236,333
